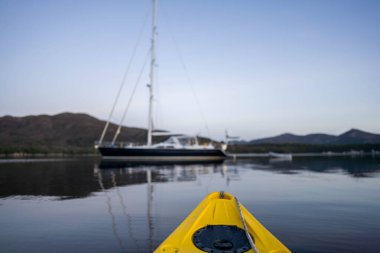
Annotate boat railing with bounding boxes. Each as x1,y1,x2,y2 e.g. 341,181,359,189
94,140,223,150
94,141,146,148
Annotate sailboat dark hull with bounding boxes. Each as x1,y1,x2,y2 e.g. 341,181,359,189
98,147,227,162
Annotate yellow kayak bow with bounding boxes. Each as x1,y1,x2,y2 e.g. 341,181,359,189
154,191,291,253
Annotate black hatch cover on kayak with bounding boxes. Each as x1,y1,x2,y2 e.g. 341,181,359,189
192,225,252,253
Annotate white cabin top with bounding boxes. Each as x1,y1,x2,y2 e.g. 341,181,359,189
149,135,215,150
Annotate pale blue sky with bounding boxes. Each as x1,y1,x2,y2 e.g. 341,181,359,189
1,0,380,140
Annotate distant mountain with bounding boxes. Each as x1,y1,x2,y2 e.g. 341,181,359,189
335,129,380,144
249,129,380,145
0,112,149,154
250,133,336,145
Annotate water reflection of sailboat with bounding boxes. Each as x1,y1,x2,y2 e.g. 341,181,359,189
95,167,156,252
98,158,225,169
147,169,155,252
95,170,128,253
95,160,243,191
92,162,251,251
222,164,241,186
110,171,141,250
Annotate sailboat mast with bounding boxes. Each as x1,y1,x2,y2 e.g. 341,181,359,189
147,0,157,146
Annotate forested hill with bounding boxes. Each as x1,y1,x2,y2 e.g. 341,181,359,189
0,112,148,154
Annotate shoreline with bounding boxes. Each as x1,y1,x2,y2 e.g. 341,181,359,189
1,151,379,160
0,153,98,159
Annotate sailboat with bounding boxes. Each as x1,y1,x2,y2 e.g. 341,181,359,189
95,0,226,162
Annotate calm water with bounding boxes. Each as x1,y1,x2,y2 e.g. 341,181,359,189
0,157,379,253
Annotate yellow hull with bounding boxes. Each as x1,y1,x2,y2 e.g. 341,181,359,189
154,192,291,253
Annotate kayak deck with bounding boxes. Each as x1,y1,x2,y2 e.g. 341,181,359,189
154,191,291,253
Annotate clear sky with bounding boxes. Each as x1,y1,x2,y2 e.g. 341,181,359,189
1,0,380,140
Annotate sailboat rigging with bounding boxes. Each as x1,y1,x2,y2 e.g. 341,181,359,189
95,0,226,162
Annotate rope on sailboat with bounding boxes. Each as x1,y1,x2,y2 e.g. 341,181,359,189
112,49,151,144
98,9,149,145
234,196,260,253
160,2,211,140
